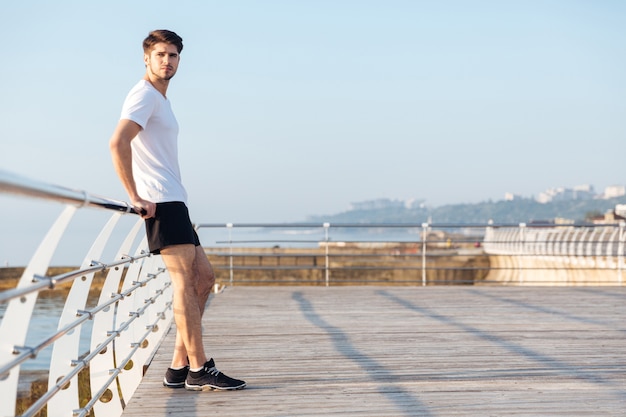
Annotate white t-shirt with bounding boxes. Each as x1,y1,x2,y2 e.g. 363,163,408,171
120,80,188,203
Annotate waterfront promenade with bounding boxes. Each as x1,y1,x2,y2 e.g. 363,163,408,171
122,286,625,417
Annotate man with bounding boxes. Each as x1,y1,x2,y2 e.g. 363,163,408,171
109,29,245,391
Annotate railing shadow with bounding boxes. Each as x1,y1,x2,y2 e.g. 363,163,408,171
464,287,626,332
377,289,626,401
292,291,434,417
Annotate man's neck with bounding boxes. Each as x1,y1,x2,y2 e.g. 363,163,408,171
144,74,169,98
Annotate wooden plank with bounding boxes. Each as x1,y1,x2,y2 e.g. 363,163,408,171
122,287,626,417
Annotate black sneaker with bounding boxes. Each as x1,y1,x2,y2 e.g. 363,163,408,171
185,359,246,391
163,365,189,388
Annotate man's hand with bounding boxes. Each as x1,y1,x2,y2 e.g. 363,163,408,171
132,198,156,219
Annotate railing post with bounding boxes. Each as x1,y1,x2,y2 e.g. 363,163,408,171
519,223,526,284
0,206,76,417
421,223,429,286
227,223,234,286
90,218,144,417
324,223,330,287
618,221,625,285
47,213,121,417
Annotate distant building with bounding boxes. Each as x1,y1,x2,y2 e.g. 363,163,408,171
604,185,626,199
536,185,595,203
573,184,594,193
504,192,523,201
404,198,426,209
573,184,595,200
349,198,405,211
591,209,626,224
536,187,563,203
349,198,425,211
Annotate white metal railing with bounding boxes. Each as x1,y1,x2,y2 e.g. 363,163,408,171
483,222,625,284
197,222,485,286
196,221,626,286
0,170,173,417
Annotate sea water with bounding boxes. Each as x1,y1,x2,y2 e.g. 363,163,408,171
0,292,94,371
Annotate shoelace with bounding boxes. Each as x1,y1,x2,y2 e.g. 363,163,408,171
206,365,221,376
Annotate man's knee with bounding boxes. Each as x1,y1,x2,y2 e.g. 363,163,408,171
203,264,215,290
194,248,215,293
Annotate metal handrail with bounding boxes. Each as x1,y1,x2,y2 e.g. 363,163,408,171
21,278,171,417
0,261,157,380
0,169,140,214
196,222,626,286
73,297,172,417
0,254,149,304
0,170,173,417
196,221,619,229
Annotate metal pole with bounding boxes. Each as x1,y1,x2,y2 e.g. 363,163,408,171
0,169,140,214
618,221,625,285
324,223,330,287
227,223,234,286
421,223,428,286
519,223,526,284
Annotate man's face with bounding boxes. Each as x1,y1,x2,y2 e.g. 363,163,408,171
144,42,180,81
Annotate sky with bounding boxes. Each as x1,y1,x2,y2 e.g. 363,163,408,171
1,0,625,265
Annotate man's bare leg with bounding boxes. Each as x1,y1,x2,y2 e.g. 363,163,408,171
160,244,209,369
163,245,246,391
168,246,214,368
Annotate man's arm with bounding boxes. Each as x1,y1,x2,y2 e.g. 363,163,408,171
109,119,155,218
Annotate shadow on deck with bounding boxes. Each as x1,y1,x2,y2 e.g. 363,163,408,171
122,286,626,417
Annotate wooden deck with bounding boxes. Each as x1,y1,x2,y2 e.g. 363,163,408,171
122,286,626,417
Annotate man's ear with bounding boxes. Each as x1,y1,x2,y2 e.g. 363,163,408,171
143,53,149,66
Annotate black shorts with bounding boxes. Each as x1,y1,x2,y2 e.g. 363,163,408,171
145,202,201,254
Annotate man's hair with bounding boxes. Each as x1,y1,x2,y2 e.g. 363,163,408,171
143,30,183,54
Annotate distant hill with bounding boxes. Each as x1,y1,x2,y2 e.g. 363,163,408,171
307,197,626,224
